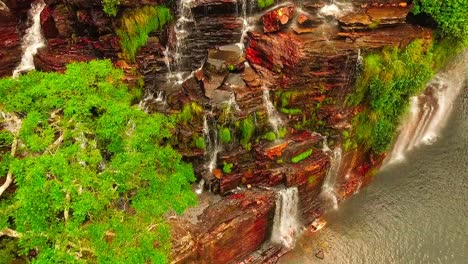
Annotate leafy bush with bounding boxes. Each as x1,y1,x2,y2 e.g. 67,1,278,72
347,40,435,153
0,60,196,263
412,0,468,43
102,0,120,17
291,149,313,164
116,5,172,62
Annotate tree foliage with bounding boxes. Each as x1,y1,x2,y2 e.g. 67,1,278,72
0,60,196,263
412,0,468,43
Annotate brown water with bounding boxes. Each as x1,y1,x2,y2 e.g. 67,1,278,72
280,62,468,263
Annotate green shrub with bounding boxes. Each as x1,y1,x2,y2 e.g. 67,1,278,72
258,0,275,9
219,127,231,144
291,149,313,164
116,5,172,62
412,0,468,43
0,60,196,263
102,0,120,16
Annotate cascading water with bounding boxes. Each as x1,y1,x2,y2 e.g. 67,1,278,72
386,51,467,165
321,147,343,210
262,88,283,134
166,0,196,84
13,0,46,78
237,0,254,50
271,187,301,248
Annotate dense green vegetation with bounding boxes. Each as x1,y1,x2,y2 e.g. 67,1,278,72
116,6,172,62
0,60,196,263
102,0,120,17
347,40,447,153
412,0,468,43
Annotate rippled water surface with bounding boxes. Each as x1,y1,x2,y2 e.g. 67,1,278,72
280,66,467,264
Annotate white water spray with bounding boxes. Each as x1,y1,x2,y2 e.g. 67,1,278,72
318,0,353,18
386,51,467,165
321,147,343,210
262,88,283,134
13,0,46,78
236,0,254,51
166,0,195,83
271,187,301,248
195,179,205,195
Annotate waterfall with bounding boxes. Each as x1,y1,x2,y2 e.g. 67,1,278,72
262,89,283,134
166,0,195,84
195,179,205,195
225,93,241,116
322,136,332,153
321,147,343,210
386,51,467,165
203,113,221,175
271,187,301,248
13,0,46,78
237,0,253,50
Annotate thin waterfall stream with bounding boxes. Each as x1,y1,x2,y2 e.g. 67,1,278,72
321,147,343,210
13,0,46,77
271,187,301,248
262,88,283,134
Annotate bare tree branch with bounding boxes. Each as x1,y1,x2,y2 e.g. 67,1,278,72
0,227,22,238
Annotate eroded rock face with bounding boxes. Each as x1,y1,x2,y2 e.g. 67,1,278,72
262,4,295,33
0,0,434,263
0,8,21,76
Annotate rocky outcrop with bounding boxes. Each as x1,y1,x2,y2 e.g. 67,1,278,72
170,190,276,264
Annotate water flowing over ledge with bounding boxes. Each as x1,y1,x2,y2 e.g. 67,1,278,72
13,0,46,78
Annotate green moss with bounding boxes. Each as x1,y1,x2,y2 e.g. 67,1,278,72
263,131,277,142
291,149,313,164
368,20,380,29
116,5,172,62
102,0,120,16
280,107,302,115
277,127,287,138
239,115,255,150
308,175,317,184
222,162,234,174
0,131,14,147
177,102,203,124
258,0,275,9
219,127,231,144
193,136,206,150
